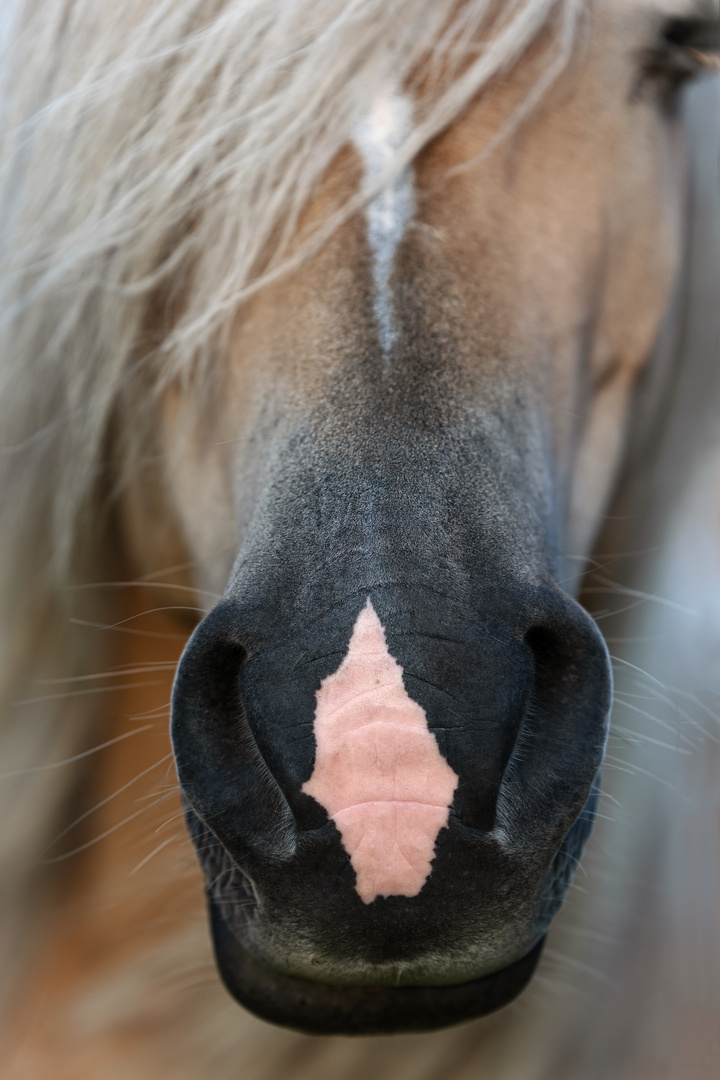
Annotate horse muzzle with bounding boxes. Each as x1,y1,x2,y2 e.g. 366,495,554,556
171,574,610,1034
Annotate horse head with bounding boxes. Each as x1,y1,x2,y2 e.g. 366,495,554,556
112,2,719,1035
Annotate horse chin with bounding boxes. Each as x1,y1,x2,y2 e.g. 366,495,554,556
209,903,545,1036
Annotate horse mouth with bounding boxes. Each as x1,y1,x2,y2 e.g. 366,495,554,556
209,903,545,1035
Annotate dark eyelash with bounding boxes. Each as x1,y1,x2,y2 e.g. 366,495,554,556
663,17,720,54
638,17,720,105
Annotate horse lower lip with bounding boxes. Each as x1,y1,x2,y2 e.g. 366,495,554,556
209,904,545,1035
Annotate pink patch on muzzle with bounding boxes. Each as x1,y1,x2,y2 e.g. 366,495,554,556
302,599,458,903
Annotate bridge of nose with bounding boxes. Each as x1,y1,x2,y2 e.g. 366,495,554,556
238,585,534,838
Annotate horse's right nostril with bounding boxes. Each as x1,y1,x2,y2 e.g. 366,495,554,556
170,600,298,865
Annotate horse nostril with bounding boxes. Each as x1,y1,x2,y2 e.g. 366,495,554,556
525,622,583,702
496,594,612,848
170,600,298,864
524,598,612,716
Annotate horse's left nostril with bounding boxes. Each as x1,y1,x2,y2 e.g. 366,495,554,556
496,592,612,849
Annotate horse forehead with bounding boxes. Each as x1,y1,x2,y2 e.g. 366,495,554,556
228,8,678,383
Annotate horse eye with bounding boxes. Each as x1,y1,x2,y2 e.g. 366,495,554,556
639,17,720,104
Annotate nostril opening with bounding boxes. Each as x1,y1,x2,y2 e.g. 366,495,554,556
525,625,574,697
524,595,611,701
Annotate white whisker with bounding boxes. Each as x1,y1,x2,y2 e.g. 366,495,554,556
585,581,698,616
15,681,166,706
68,616,190,640
612,699,693,746
68,580,222,600
36,663,178,684
0,725,155,778
98,606,206,630
46,752,174,851
130,837,177,875
42,797,168,864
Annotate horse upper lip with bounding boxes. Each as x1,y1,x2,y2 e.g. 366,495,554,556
209,902,545,1035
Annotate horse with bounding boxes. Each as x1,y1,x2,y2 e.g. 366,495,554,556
1,0,719,1075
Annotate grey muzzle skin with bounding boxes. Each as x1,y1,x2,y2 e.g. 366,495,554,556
171,540,610,1032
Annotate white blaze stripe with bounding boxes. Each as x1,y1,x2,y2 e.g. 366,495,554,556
353,93,415,359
